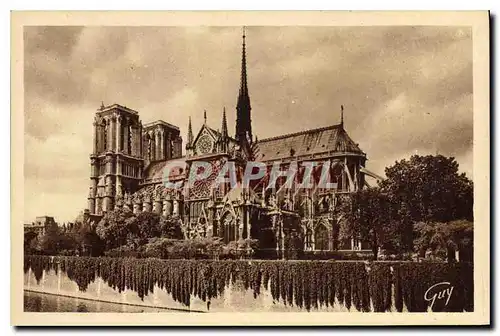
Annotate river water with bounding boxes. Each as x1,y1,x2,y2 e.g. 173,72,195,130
24,291,181,312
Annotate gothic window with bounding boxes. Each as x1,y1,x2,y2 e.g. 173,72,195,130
302,197,312,217
197,134,213,155
314,224,329,251
305,228,313,250
189,160,223,199
147,135,153,161
168,139,173,158
189,201,204,221
128,125,132,155
221,211,236,244
103,121,108,151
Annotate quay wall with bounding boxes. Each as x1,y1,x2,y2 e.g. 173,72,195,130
24,268,354,312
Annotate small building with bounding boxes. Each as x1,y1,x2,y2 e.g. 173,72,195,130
24,216,57,237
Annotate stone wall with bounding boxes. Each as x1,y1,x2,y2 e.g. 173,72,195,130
24,268,354,312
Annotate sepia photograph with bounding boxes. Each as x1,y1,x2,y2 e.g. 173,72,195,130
11,11,490,326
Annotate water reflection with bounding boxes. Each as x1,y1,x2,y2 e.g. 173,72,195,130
24,291,177,313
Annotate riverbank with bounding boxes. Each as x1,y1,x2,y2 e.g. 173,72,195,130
24,255,474,312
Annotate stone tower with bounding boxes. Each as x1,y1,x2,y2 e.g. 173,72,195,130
88,104,144,215
141,120,182,165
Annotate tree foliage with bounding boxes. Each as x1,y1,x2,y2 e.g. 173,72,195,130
71,223,105,257
95,209,135,249
33,223,76,255
159,216,185,240
95,210,184,251
379,155,473,254
337,187,391,260
24,231,39,255
414,220,473,262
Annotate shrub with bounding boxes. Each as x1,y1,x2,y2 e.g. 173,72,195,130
104,245,140,258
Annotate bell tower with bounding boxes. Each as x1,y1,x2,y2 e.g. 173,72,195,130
88,103,144,215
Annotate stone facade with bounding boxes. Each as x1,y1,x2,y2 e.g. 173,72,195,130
86,33,374,255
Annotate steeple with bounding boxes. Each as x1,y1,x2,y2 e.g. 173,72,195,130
220,107,229,152
235,26,252,144
221,107,228,138
340,105,344,128
186,116,193,149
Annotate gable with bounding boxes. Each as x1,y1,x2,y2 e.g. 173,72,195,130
193,124,218,146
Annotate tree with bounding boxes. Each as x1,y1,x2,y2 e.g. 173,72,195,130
95,209,135,250
337,187,391,260
159,215,184,239
125,212,185,247
73,223,105,257
24,231,39,254
35,223,77,255
96,210,186,252
414,220,473,262
128,212,162,247
379,155,473,255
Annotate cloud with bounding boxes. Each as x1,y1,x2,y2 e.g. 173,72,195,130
23,26,473,222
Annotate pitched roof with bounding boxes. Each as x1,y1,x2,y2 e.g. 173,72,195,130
253,124,365,162
143,157,187,182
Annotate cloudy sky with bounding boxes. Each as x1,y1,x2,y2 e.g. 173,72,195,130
24,26,473,223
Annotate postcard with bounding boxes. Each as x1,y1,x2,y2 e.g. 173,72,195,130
11,10,490,326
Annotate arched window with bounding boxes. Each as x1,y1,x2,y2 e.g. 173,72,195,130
314,224,329,251
305,228,313,251
148,134,154,161
103,120,108,151
127,125,132,155
221,212,236,244
302,197,312,217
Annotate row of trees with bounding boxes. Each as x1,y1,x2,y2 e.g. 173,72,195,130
24,210,259,260
338,155,473,261
25,220,107,257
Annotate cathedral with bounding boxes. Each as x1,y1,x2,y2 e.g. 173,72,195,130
86,31,381,257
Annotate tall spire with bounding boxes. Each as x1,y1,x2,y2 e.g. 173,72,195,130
235,26,252,144
340,105,344,127
186,116,193,149
240,27,248,98
221,107,228,138
220,107,229,152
